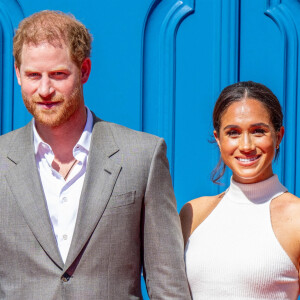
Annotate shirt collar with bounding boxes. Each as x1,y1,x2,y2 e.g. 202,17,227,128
73,107,93,154
33,107,93,158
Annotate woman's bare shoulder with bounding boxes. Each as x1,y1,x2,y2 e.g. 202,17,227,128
189,193,224,209
282,192,300,202
272,192,300,217
271,192,300,269
180,193,224,246
271,192,300,240
272,192,300,210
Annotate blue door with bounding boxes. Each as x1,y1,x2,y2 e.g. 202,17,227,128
1,0,300,298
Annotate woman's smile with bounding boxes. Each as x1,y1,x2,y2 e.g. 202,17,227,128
235,154,261,165
214,98,284,184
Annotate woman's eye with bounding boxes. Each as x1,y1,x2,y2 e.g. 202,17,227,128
253,128,266,135
227,130,239,137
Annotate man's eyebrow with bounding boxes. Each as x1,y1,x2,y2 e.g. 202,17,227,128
223,123,270,130
23,68,38,72
23,65,69,71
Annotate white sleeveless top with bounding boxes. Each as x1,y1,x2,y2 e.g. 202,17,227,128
185,175,299,299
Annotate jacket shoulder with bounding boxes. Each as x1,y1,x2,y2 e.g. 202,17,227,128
0,126,28,152
92,112,161,144
92,119,165,164
107,122,160,142
93,118,162,148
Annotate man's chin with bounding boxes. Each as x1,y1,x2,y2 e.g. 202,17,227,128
34,107,81,128
34,117,65,128
33,111,70,128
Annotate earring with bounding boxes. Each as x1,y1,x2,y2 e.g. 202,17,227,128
276,145,279,150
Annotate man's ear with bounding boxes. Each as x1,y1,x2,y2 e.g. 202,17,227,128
15,63,21,86
81,58,91,84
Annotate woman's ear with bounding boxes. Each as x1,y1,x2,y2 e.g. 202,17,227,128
214,130,220,149
276,126,285,148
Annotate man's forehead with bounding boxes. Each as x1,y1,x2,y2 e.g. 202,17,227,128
23,40,67,50
19,41,74,70
20,40,71,62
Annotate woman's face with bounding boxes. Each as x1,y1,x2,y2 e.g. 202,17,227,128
214,98,284,184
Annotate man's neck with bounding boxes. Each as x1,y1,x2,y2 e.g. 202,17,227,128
35,106,87,164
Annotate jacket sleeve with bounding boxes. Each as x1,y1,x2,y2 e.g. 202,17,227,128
142,138,191,299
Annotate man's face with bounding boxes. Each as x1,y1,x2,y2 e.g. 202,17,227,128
15,42,88,128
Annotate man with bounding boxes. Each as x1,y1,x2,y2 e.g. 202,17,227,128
0,10,191,299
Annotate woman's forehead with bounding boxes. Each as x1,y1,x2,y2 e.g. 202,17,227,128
220,98,271,125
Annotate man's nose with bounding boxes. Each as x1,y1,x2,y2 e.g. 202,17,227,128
38,76,54,98
239,133,255,152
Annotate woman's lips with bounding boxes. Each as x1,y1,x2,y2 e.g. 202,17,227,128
235,155,261,166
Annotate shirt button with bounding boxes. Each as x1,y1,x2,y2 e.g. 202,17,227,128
62,197,68,203
63,234,68,240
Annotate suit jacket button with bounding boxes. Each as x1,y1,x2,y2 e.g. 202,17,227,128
61,273,71,282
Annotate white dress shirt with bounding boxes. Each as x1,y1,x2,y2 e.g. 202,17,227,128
33,108,93,263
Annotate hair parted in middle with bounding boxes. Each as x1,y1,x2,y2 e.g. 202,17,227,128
13,10,92,69
211,81,283,184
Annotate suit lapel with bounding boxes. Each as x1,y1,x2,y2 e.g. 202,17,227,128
64,117,121,270
5,122,64,269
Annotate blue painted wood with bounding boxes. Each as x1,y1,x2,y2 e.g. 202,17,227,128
175,1,218,203
265,0,299,194
239,0,300,198
1,0,300,298
0,1,24,134
142,3,195,295
142,0,195,178
0,23,2,133
18,0,153,132
266,0,282,7
212,0,240,191
280,0,300,198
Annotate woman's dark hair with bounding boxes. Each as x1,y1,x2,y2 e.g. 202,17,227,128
212,81,283,184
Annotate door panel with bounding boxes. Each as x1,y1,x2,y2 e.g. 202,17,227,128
1,0,300,298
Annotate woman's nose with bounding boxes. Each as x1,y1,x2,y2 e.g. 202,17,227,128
239,133,255,152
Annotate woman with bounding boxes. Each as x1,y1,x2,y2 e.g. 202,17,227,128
180,81,300,299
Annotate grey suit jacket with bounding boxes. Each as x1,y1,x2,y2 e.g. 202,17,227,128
0,115,191,300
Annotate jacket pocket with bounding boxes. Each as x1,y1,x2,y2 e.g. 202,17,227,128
106,191,135,209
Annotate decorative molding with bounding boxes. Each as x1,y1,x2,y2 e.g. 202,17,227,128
0,6,14,135
265,1,299,194
142,0,195,178
265,0,281,8
212,0,240,190
0,1,24,134
213,0,240,91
